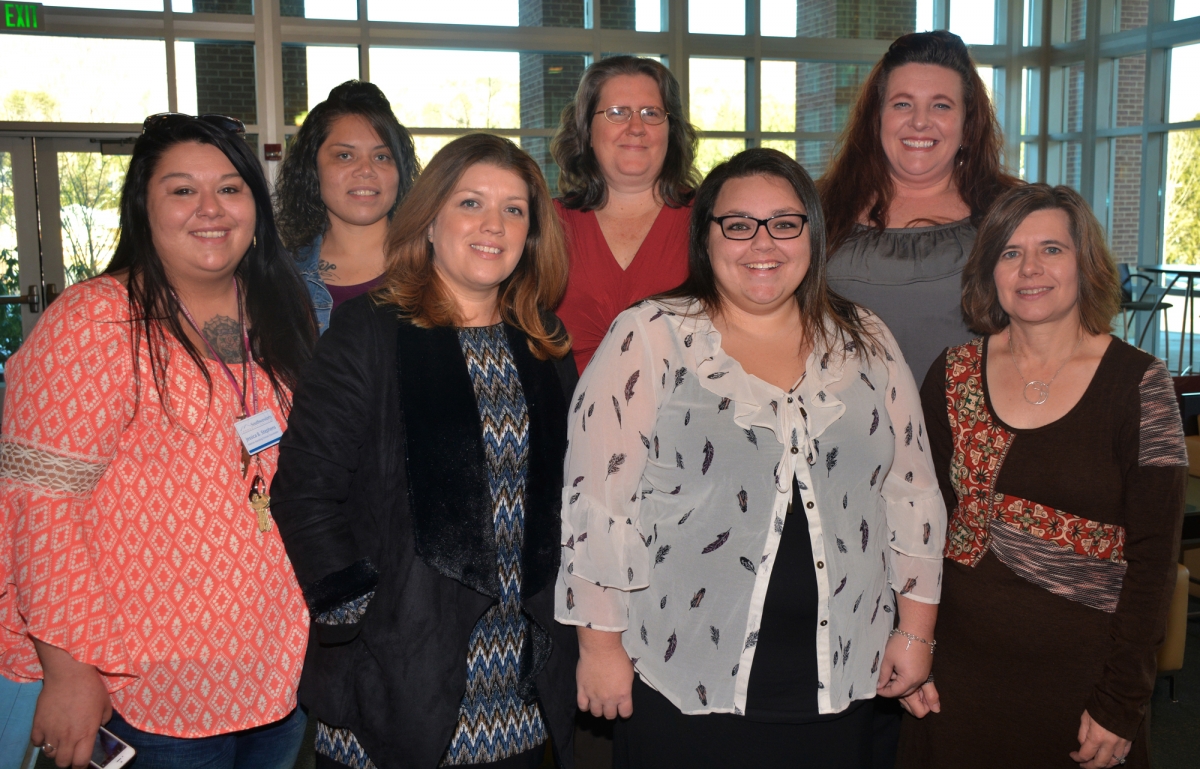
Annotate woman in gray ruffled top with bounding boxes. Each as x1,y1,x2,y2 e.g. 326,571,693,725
819,31,1021,382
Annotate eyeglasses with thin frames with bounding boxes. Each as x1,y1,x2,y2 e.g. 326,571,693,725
142,113,247,136
710,214,809,241
593,106,670,125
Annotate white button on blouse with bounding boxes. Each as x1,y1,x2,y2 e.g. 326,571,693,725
556,299,945,717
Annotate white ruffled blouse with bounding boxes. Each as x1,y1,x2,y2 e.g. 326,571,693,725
555,299,946,716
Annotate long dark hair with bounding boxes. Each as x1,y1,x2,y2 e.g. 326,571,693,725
819,30,1021,254
551,55,698,211
658,148,878,356
375,134,570,361
274,80,421,252
104,118,317,414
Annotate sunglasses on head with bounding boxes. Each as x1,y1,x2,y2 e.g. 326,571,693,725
142,113,247,136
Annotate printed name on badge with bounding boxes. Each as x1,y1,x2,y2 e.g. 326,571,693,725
235,410,284,455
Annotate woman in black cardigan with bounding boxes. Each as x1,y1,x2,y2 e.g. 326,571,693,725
271,134,579,769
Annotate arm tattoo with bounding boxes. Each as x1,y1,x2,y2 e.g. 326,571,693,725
201,315,245,363
318,259,337,277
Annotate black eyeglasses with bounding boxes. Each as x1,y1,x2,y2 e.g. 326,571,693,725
593,106,670,125
142,113,247,136
711,214,809,240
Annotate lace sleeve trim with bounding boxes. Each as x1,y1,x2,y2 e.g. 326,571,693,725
0,440,109,498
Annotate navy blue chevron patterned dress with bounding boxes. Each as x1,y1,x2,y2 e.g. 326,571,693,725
442,324,547,765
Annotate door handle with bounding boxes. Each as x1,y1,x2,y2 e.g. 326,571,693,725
0,286,41,312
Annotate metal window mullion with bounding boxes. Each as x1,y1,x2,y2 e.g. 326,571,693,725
745,0,759,149
359,0,370,80
253,0,284,172
1137,35,1168,268
164,0,178,113
673,0,688,114
1003,0,1024,173
1079,0,1101,206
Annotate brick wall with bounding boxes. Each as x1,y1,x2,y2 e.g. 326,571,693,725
194,42,258,125
1108,52,1145,265
794,0,913,173
282,44,309,126
599,0,637,29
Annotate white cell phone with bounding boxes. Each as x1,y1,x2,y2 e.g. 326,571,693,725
89,726,136,769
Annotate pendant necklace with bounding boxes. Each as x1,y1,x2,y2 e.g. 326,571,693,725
174,280,275,533
1007,328,1083,406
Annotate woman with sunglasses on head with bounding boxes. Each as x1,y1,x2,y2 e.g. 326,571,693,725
275,80,421,335
557,148,946,768
551,55,700,374
0,113,316,769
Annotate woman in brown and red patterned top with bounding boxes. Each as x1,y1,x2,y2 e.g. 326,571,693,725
897,184,1185,769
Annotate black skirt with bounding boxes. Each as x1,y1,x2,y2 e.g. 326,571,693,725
614,677,872,769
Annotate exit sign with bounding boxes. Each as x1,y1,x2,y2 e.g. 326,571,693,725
3,3,42,31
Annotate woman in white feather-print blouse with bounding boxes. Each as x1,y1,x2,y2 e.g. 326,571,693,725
555,148,947,768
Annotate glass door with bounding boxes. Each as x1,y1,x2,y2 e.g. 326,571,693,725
0,137,43,383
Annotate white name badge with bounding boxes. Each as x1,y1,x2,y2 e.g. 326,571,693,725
234,410,284,455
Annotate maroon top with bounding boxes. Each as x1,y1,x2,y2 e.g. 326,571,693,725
554,200,691,374
327,274,386,315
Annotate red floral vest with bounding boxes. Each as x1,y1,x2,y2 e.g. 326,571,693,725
943,339,1126,566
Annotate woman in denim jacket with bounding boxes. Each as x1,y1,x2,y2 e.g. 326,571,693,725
275,80,420,333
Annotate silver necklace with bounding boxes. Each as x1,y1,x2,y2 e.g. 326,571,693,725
1007,329,1084,406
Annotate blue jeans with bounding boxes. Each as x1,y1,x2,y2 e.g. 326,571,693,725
103,707,306,769
0,676,41,769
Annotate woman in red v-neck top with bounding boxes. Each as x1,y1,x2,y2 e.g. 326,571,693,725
555,201,691,372
551,56,699,374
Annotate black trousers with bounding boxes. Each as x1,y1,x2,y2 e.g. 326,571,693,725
613,677,873,769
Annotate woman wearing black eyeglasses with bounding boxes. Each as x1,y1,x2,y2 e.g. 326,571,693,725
556,149,945,768
0,113,316,768
550,55,700,374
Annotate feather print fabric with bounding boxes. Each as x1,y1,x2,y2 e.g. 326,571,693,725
555,301,946,718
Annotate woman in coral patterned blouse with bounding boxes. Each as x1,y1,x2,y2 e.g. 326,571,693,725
897,185,1186,769
0,115,316,768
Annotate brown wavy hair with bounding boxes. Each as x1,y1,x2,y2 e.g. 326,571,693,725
819,30,1021,254
551,55,699,211
374,133,570,360
657,148,880,358
961,184,1120,336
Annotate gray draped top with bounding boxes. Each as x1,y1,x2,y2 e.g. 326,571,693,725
824,218,977,385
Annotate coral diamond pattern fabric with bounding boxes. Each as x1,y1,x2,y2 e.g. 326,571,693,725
943,339,1126,567
0,276,308,738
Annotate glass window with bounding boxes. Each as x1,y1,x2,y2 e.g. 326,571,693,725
760,0,796,37
519,136,560,191
916,0,936,32
601,0,659,31
518,53,590,129
0,151,19,365
0,36,168,123
796,0,915,39
1107,135,1142,265
950,0,996,45
1164,128,1200,264
761,61,796,133
1048,139,1082,190
175,41,257,124
1169,43,1200,124
1022,66,1040,136
59,152,130,286
370,48,521,129
1053,0,1085,43
689,58,745,132
172,0,252,13
1050,62,1084,134
368,0,584,26
1112,0,1148,31
282,45,360,127
1110,53,1145,129
1020,140,1039,181
413,135,461,168
696,138,744,176
760,139,795,157
690,0,744,35
1175,0,1200,21
795,140,836,178
1024,0,1042,47
42,0,161,9
281,0,357,19
795,62,872,134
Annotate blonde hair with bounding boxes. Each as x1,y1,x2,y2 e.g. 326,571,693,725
374,133,570,360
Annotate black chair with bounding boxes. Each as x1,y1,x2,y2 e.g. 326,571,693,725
1120,264,1171,355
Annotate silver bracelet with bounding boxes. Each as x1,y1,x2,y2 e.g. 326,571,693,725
890,628,936,654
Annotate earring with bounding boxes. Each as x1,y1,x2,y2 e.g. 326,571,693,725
252,235,257,248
